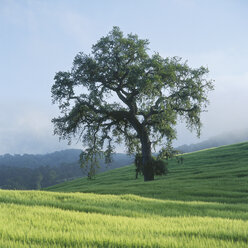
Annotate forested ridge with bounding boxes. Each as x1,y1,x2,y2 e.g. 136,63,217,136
0,151,133,189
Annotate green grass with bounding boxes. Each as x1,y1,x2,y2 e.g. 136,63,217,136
1,190,248,247
47,142,248,204
0,142,248,247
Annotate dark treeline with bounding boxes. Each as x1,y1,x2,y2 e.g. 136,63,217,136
0,163,84,189
0,150,133,190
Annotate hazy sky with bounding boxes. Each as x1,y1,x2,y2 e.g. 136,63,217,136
0,0,248,154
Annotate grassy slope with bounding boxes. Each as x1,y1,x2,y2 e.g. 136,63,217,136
47,142,248,204
1,142,248,247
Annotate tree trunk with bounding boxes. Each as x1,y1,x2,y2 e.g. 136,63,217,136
129,116,154,181
141,133,154,181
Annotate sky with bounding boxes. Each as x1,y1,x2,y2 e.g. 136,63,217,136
0,0,248,154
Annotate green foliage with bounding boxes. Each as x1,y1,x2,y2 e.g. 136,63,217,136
134,154,168,178
153,159,168,175
51,26,214,179
134,153,143,178
79,151,99,179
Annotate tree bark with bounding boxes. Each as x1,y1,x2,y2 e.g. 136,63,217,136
141,131,154,181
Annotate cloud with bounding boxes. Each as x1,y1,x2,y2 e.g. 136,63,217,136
203,72,248,132
0,104,78,155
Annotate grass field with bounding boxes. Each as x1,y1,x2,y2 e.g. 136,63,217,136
47,142,248,204
0,142,248,247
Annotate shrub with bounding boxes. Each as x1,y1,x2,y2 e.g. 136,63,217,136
134,154,168,178
153,159,168,176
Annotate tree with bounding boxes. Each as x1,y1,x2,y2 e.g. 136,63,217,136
51,27,214,181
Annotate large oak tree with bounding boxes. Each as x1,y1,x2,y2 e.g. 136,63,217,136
51,27,214,181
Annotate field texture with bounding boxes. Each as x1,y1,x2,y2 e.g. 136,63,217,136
0,142,248,247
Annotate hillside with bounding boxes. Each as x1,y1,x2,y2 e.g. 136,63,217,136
1,142,248,247
47,142,248,204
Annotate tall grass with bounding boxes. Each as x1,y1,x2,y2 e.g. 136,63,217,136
0,190,248,247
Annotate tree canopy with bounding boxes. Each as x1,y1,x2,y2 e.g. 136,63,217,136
51,27,214,181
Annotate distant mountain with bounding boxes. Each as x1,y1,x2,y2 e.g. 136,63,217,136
0,150,134,190
177,129,248,153
0,149,82,168
0,149,133,169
